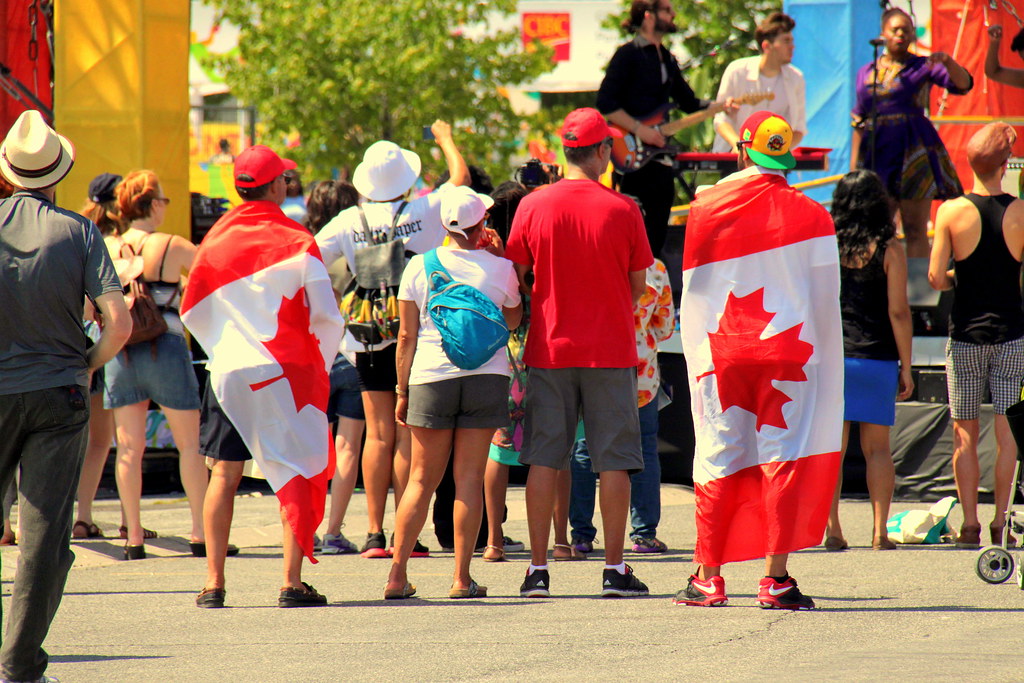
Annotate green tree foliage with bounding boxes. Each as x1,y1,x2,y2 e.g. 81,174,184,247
603,0,781,150
204,0,553,182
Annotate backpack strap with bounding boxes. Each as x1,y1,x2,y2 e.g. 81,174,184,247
422,249,453,295
155,234,174,281
357,200,409,246
386,200,408,241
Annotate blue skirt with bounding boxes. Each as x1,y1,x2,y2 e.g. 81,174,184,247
844,357,899,426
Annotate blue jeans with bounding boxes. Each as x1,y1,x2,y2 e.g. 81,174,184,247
570,400,660,541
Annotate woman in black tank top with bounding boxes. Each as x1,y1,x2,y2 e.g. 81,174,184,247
825,171,914,552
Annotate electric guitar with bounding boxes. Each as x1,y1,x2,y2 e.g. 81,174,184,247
609,91,776,174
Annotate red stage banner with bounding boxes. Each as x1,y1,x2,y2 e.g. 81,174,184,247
522,12,571,62
0,0,53,133
931,1,1024,189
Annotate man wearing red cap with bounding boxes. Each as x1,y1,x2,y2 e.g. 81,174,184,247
505,108,654,598
675,111,842,610
928,122,1024,549
182,144,344,608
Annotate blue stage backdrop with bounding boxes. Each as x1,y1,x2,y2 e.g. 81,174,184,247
786,0,882,204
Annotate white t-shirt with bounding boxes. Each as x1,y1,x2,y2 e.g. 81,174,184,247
316,184,455,352
398,247,521,385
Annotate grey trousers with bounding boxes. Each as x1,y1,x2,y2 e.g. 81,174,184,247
0,386,88,682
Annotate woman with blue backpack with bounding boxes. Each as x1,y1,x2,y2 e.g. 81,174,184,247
385,186,523,600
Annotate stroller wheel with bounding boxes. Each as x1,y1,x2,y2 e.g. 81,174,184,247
976,546,1014,584
1016,555,1024,590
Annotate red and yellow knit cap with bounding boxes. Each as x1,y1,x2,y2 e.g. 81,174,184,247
738,111,795,170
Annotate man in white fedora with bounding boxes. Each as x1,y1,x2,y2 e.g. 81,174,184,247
0,109,131,682
316,119,468,559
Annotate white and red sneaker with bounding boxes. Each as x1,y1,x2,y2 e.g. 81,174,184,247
757,576,815,610
673,574,728,606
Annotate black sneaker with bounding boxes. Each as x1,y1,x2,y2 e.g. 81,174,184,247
601,564,649,597
520,568,551,597
278,582,328,608
361,532,388,559
757,576,815,610
386,533,431,558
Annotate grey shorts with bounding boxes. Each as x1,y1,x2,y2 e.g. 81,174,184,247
519,366,642,473
947,336,1024,419
406,374,510,430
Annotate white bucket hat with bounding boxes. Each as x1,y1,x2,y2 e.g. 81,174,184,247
0,110,75,189
352,140,421,201
440,186,494,238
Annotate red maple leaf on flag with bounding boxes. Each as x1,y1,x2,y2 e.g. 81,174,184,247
698,288,813,431
249,291,327,413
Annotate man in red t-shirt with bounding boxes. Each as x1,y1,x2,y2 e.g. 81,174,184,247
505,107,654,598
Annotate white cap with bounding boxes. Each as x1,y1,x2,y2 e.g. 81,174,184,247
440,186,494,237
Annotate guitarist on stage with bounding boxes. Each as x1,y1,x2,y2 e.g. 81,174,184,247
596,0,733,259
712,12,806,154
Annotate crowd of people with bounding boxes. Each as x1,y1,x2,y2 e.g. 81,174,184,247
2,2,1024,681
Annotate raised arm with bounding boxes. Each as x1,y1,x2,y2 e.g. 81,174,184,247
985,25,1024,88
431,120,469,187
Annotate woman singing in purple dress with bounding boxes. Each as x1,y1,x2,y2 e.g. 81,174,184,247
850,7,973,258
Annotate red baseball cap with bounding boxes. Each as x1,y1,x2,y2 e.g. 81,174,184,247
234,144,297,188
560,108,623,148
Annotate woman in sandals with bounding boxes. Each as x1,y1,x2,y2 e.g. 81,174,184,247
824,170,914,551
386,187,522,599
105,170,208,559
72,173,125,540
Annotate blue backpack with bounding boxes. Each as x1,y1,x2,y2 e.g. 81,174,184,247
422,249,509,370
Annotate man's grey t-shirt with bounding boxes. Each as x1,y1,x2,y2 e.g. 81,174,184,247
0,190,121,394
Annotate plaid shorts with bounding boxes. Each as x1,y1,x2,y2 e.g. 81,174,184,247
946,336,1024,419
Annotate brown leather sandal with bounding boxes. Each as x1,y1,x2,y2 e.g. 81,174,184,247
482,545,506,562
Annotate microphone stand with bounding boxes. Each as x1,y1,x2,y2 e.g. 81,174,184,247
870,40,880,173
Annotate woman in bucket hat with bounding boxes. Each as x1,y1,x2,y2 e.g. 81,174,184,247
315,120,469,559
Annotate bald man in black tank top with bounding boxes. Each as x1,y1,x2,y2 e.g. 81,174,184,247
929,122,1024,549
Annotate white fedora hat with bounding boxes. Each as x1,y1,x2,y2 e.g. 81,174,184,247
0,110,75,189
352,140,421,201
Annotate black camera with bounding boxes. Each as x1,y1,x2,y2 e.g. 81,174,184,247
515,159,560,188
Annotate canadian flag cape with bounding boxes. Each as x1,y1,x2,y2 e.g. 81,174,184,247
681,168,843,566
180,201,344,562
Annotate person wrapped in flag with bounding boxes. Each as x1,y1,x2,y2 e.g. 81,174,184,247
181,145,344,609
674,112,843,610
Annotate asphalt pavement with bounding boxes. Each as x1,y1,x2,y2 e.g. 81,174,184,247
3,485,1023,682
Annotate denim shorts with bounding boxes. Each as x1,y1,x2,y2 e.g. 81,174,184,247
104,332,201,410
327,354,365,421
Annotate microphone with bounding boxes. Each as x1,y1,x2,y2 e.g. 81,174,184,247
869,37,885,47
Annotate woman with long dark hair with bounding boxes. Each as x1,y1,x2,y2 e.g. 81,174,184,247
825,169,914,551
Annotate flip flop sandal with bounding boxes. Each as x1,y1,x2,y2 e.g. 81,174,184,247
553,543,585,561
383,582,417,600
72,520,105,539
119,526,158,540
482,545,506,562
449,580,487,599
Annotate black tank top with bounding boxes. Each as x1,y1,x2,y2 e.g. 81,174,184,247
950,193,1024,344
841,243,898,360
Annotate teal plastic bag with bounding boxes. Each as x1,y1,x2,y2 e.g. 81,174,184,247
886,496,958,544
